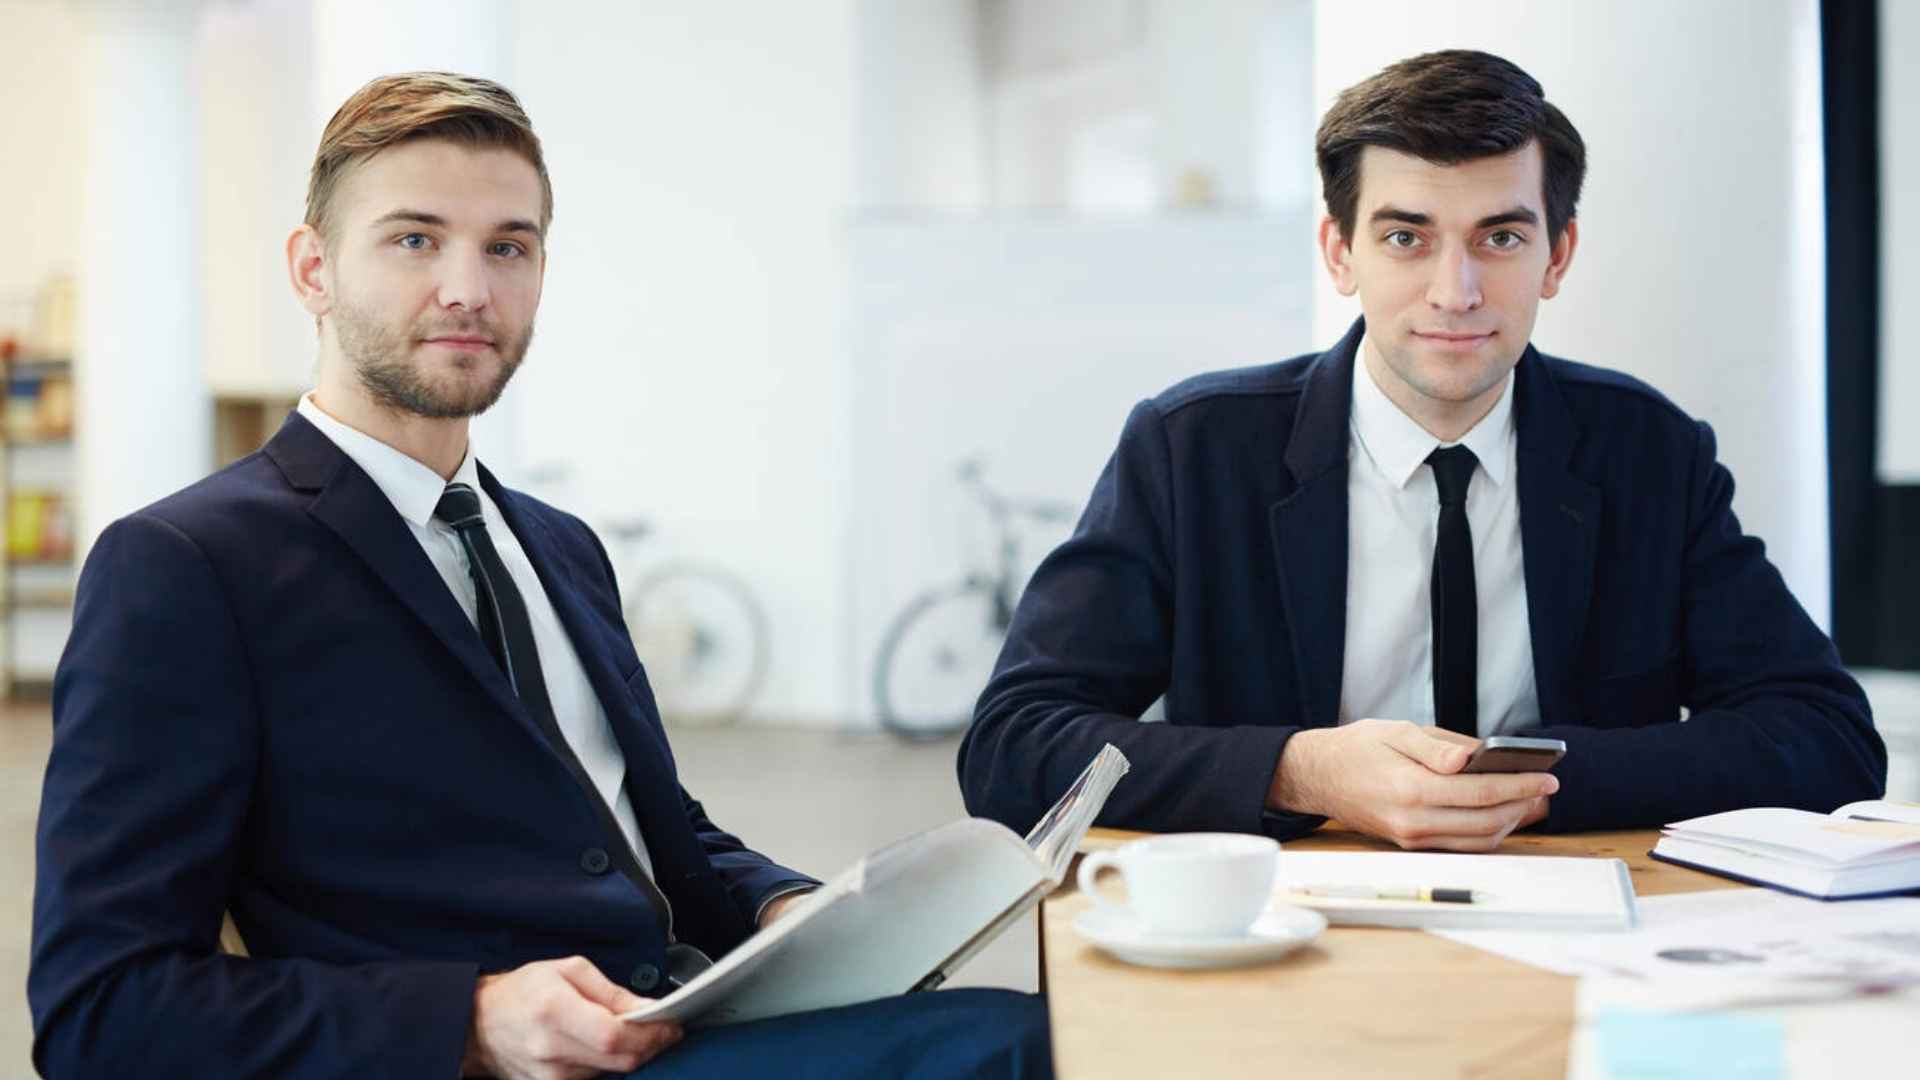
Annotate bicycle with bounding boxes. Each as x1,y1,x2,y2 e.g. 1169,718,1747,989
600,518,771,727
873,459,1078,741
520,464,771,726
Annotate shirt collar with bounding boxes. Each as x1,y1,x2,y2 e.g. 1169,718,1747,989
1349,332,1515,490
296,393,481,529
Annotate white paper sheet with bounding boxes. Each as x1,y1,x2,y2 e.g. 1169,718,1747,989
1564,894,1920,983
1434,889,1920,983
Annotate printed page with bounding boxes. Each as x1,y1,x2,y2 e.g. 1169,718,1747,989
1565,893,1920,983
621,819,1042,1027
1434,888,1808,977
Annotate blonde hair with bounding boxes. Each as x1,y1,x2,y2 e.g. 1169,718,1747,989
305,71,553,239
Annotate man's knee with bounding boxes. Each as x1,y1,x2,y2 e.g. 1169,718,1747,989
922,989,1052,1078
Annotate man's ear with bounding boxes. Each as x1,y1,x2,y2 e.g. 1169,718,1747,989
1540,217,1578,300
1318,215,1358,297
287,225,333,320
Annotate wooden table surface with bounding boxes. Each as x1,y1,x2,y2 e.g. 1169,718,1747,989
1042,826,1740,1080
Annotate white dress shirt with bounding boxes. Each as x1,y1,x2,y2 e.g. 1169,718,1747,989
296,395,655,877
1338,340,1540,737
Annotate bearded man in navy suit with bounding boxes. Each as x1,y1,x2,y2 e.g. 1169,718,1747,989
30,72,1048,1079
959,50,1884,850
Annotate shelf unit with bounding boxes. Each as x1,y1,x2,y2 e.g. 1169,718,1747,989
214,392,301,468
1,351,76,700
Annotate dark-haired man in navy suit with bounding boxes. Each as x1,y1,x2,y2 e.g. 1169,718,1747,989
959,50,1883,851
30,72,1048,1080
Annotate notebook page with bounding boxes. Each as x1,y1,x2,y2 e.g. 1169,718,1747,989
1666,809,1920,865
1274,851,1635,924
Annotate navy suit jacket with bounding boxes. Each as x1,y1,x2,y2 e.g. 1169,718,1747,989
959,319,1885,839
30,413,815,1078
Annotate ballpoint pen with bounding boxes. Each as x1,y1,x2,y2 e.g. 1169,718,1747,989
1293,884,1482,903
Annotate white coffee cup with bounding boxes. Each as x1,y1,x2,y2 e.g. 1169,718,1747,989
1076,832,1279,937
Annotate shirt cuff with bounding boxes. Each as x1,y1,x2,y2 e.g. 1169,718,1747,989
753,881,819,926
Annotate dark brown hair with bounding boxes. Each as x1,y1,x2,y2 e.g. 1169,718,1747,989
1316,50,1585,245
306,71,552,240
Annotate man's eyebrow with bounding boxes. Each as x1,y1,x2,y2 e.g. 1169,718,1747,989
1475,207,1539,229
1368,206,1430,227
1365,205,1541,230
368,210,446,230
368,210,544,239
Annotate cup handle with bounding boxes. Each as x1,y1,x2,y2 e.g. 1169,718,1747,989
1076,851,1128,914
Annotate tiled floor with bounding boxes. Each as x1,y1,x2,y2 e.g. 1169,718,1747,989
5,668,1918,1073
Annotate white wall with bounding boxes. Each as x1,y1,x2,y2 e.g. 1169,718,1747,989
1881,0,1920,482
855,0,986,212
1311,0,1833,627
846,217,1314,723
199,0,320,400
76,1,212,547
510,2,857,723
0,1,86,316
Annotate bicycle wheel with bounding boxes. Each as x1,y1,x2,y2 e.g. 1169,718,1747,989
625,562,770,726
874,580,1004,741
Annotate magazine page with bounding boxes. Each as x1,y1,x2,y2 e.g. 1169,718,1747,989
621,819,1043,1027
619,743,1130,1027
918,744,1132,988
1026,744,1131,883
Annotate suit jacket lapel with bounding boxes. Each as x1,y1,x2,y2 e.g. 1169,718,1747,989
1268,319,1362,729
481,468,680,788
1512,349,1600,723
265,414,533,733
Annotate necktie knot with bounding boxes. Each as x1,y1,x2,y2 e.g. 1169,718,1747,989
434,483,486,532
1427,445,1478,508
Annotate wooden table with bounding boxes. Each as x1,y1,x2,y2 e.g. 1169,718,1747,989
1042,826,1740,1079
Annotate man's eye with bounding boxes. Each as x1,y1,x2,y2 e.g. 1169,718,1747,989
1487,230,1524,250
489,242,524,258
398,233,431,250
1385,230,1420,249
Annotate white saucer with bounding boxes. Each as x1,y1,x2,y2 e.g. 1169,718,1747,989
1073,905,1328,970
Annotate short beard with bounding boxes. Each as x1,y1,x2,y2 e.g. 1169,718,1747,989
333,295,533,420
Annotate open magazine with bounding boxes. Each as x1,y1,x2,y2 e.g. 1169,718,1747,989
621,744,1129,1027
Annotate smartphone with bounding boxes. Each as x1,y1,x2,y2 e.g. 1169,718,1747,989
1459,735,1566,773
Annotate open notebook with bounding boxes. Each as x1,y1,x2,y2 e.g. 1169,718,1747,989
620,744,1129,1027
1272,851,1639,930
1650,799,1920,899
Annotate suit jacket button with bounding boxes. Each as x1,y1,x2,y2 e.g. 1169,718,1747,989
629,963,661,992
579,848,611,875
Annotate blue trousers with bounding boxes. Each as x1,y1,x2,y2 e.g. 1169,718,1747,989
629,989,1052,1078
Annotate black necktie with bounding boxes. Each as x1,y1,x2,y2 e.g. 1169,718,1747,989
434,483,562,732
434,483,689,967
433,486,612,833
1427,446,1478,736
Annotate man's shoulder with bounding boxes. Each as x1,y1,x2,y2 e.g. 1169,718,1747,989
496,484,600,550
128,451,303,541
1532,350,1702,438
1147,350,1321,419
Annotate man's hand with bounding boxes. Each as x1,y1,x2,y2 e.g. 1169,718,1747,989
461,956,683,1080
1268,719,1556,851
758,889,814,929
